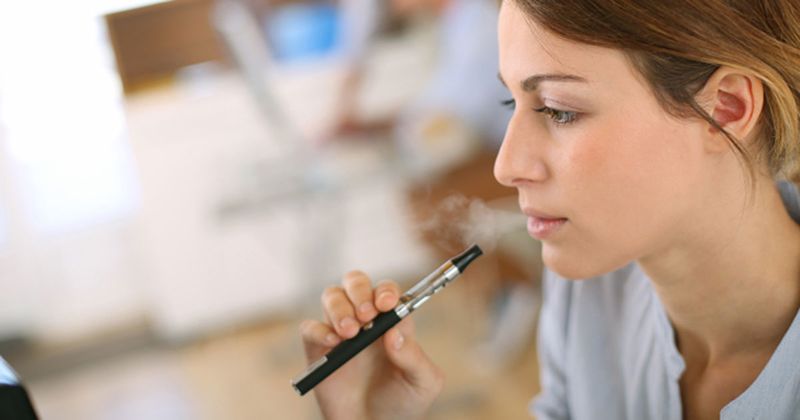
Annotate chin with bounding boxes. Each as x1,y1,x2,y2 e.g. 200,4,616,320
542,245,631,280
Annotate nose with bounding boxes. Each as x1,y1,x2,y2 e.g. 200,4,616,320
493,115,549,187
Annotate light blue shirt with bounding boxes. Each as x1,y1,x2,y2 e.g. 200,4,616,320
532,181,800,419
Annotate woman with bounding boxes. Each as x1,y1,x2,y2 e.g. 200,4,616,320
299,0,800,418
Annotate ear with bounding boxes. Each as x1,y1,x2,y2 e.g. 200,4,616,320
697,66,764,152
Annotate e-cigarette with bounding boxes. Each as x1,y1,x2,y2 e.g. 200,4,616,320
0,357,39,419
291,244,483,396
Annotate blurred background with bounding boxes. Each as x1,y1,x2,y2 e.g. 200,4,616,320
0,0,543,418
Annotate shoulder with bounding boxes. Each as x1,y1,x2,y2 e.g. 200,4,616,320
777,180,800,223
722,307,800,419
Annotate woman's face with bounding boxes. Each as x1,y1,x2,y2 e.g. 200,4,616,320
495,1,713,278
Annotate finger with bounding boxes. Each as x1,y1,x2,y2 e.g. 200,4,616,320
321,286,360,338
395,311,416,337
383,322,445,397
342,271,376,322
373,280,402,312
299,319,341,348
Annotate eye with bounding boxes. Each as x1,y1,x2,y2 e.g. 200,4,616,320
534,106,579,125
500,98,516,110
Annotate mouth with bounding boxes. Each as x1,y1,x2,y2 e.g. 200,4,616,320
523,208,568,240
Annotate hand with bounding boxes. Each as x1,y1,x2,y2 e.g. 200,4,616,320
299,271,444,420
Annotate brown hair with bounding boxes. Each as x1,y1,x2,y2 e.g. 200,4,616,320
509,0,800,186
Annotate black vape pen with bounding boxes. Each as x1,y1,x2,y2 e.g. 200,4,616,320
291,244,483,396
0,357,39,419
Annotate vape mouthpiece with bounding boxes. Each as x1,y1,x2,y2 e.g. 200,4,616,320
451,244,483,272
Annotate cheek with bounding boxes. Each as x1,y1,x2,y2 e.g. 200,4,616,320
560,119,656,216
550,113,701,271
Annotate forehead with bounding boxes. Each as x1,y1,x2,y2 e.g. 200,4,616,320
497,1,637,90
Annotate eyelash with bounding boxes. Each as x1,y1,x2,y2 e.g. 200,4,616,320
500,98,579,126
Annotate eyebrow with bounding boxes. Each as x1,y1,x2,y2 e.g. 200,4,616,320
497,73,588,92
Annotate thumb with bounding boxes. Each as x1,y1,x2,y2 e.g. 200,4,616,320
383,324,445,395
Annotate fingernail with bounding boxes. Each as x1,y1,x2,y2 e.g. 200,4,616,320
394,332,404,350
339,317,357,332
358,302,373,314
378,291,394,304
325,333,340,346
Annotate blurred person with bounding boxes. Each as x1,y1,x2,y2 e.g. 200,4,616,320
333,0,510,166
299,0,800,418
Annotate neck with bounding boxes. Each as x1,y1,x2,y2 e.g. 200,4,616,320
641,176,800,363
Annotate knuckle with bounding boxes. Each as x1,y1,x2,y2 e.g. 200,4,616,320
321,287,355,319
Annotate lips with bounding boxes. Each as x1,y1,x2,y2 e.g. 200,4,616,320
523,208,567,240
